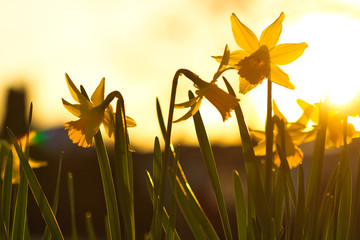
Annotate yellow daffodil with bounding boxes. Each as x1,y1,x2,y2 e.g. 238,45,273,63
297,99,358,149
62,73,136,148
251,101,315,169
174,81,240,123
214,12,307,94
1,131,47,184
174,45,239,123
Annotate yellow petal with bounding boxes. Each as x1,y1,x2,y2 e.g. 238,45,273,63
270,64,295,90
212,50,249,67
173,98,202,123
65,109,104,148
62,98,82,117
270,43,308,65
259,12,284,49
126,116,137,127
65,73,91,106
175,97,200,108
103,107,115,139
91,78,105,106
231,13,259,52
273,100,287,122
297,99,319,123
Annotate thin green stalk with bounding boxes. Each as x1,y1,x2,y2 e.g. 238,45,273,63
165,147,180,240
233,170,247,240
2,150,13,235
145,171,181,240
42,153,63,240
85,212,97,240
114,98,135,240
153,69,182,239
67,172,78,240
81,86,122,240
305,99,328,239
265,78,273,201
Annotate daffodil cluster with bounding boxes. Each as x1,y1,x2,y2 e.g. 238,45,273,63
62,74,136,148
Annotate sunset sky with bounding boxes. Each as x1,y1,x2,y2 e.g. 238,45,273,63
1,0,360,151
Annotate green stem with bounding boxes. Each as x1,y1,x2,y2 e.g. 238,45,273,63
265,78,273,200
152,69,182,239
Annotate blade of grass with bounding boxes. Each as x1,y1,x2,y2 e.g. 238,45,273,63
7,127,64,239
42,153,63,240
224,77,271,238
293,164,305,240
11,153,29,240
67,172,78,240
2,150,13,235
81,85,122,240
335,145,351,240
315,164,338,239
175,162,219,240
165,147,180,240
348,150,360,239
145,171,181,240
233,170,247,240
190,91,233,240
85,212,97,240
305,100,328,239
114,98,135,240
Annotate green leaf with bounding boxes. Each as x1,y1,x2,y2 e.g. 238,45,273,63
165,147,180,240
233,171,247,240
67,172,78,240
305,100,328,239
7,127,64,240
42,153,63,240
293,164,305,240
85,212,97,240
2,149,13,237
175,163,219,240
11,152,29,240
223,77,271,238
145,171,181,240
114,98,135,240
335,146,352,239
191,91,233,240
81,85,122,240
349,151,360,240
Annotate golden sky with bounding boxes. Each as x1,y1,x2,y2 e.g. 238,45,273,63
1,0,360,151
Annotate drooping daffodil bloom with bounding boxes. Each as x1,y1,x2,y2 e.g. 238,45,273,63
251,100,316,169
297,99,358,149
214,12,308,94
1,131,47,184
62,73,136,148
174,45,239,123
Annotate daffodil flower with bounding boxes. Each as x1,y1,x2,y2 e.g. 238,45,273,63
297,99,358,149
173,45,239,123
251,100,315,169
214,12,307,94
1,131,47,184
62,73,136,148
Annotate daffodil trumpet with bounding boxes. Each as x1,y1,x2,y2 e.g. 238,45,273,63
173,67,239,123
